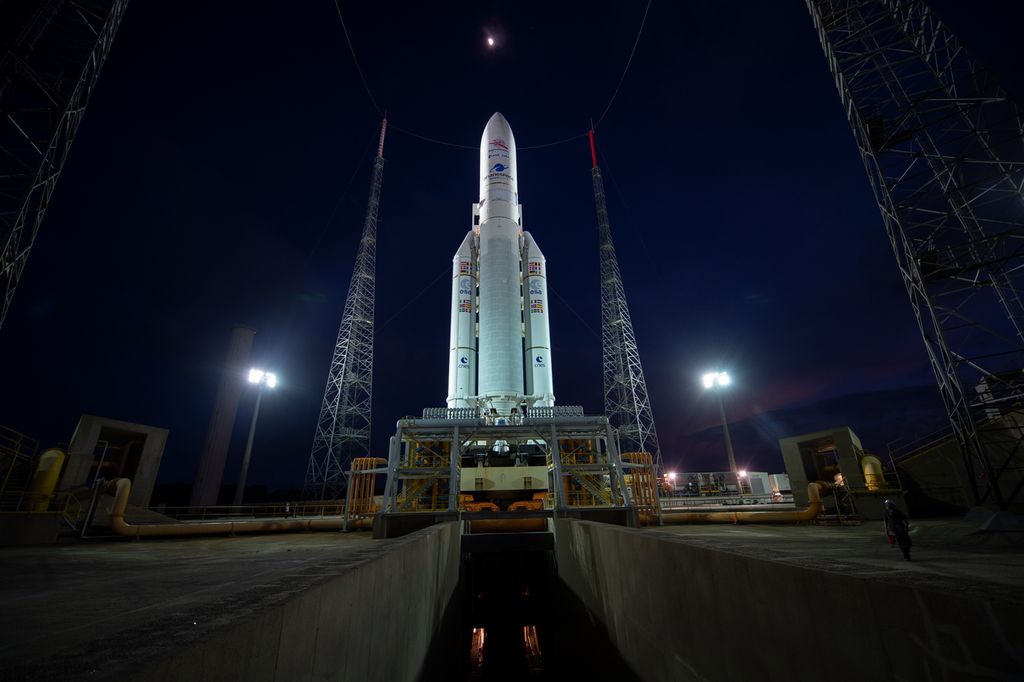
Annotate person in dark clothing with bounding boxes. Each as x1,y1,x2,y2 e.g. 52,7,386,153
884,499,912,561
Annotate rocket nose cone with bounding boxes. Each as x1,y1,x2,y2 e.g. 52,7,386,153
482,112,515,150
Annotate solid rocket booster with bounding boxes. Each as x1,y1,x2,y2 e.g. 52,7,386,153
446,113,555,414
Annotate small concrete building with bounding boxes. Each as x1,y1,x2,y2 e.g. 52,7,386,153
778,426,899,520
62,415,168,508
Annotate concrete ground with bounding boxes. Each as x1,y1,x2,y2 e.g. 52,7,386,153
2,518,1021,681
644,518,1024,605
0,531,378,679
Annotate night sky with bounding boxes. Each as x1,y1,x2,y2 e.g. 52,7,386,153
1,2,1022,492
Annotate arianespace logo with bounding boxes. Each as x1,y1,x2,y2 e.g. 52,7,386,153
490,138,509,151
491,163,508,173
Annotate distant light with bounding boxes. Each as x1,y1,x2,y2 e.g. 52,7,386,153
667,472,677,481
486,36,495,47
265,372,278,389
702,370,731,389
738,470,747,478
248,368,265,384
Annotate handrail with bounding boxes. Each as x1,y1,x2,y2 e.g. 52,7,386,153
105,479,371,538
643,482,826,525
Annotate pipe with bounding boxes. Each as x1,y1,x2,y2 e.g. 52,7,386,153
26,448,65,512
860,455,885,491
104,479,372,538
643,482,826,526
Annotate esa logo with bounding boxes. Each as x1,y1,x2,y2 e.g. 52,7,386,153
490,163,507,173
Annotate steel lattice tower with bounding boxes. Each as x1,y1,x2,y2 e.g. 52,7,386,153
303,118,386,500
0,0,130,332
807,0,1024,509
589,130,662,469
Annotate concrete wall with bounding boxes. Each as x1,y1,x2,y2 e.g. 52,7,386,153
553,519,1023,682
128,522,461,682
897,412,1024,514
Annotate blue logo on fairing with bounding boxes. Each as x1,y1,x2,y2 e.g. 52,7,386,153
460,356,469,365
491,163,507,173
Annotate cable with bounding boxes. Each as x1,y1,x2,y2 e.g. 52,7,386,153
598,143,659,280
376,264,451,331
330,0,653,151
333,0,383,116
594,0,652,129
548,284,601,341
308,132,378,257
388,123,476,150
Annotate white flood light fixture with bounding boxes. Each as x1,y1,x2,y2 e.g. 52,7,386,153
702,370,730,388
235,367,279,506
700,369,737,473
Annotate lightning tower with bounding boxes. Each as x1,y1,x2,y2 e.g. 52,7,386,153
807,0,1024,509
589,130,662,469
304,118,386,500
0,0,130,332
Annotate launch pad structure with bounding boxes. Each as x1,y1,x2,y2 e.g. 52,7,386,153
370,405,661,538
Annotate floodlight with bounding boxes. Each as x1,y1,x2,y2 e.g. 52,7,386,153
265,372,278,389
248,368,264,384
702,372,717,388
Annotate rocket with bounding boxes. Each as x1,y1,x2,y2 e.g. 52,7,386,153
447,113,555,415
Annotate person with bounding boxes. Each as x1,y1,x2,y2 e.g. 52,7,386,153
884,499,912,561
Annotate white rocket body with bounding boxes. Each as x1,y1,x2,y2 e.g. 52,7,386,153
446,113,555,414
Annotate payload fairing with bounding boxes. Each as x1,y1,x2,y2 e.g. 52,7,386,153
447,113,555,415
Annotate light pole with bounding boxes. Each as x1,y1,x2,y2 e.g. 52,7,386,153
234,368,277,506
702,370,737,473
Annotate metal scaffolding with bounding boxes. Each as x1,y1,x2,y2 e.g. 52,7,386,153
589,130,662,471
303,118,387,500
807,0,1024,509
0,0,130,332
380,407,632,515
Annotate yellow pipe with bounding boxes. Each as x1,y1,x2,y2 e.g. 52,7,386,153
861,455,885,491
104,479,372,537
643,482,826,526
26,448,65,512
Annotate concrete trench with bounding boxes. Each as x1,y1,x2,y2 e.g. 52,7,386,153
2,519,1022,681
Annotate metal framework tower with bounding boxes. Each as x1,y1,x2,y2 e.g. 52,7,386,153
807,0,1024,509
303,118,386,500
589,130,662,469
0,0,130,332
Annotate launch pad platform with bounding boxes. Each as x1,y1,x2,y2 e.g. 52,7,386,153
374,407,648,538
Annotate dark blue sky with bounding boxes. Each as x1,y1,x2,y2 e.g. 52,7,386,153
1,1,1021,489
